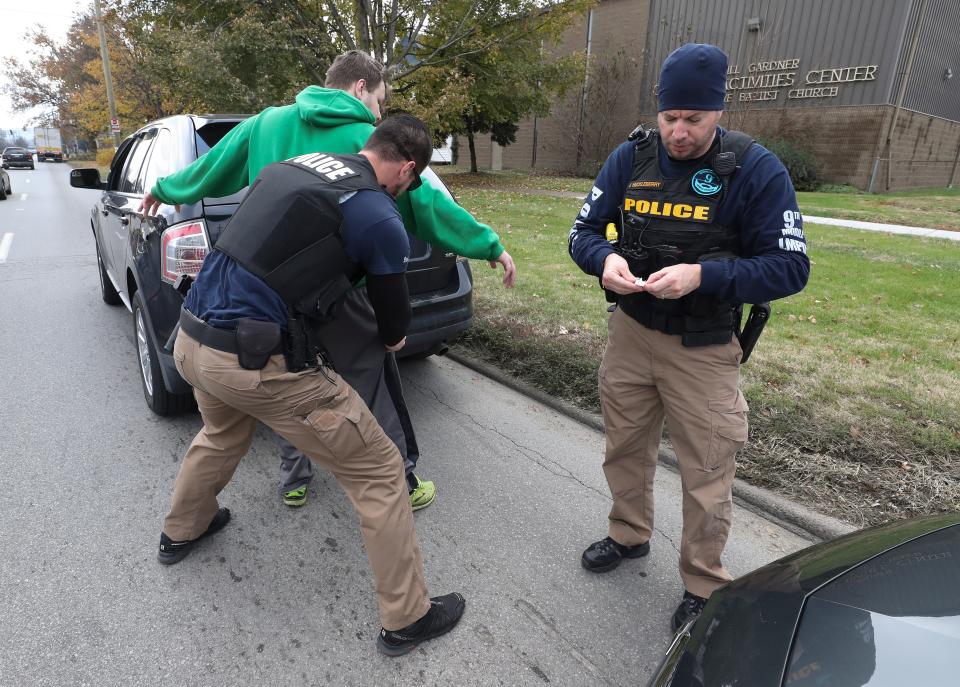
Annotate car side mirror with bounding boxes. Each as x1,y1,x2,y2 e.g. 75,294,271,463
70,167,106,190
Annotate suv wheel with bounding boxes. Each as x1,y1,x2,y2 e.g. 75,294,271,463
133,291,194,415
95,242,122,305
0,183,6,201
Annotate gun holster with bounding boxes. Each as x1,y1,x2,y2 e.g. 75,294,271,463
736,302,770,364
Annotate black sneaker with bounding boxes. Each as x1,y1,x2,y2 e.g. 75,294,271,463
376,592,466,657
157,507,231,565
581,536,650,573
671,591,708,632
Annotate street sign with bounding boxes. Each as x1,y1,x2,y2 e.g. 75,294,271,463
110,118,120,133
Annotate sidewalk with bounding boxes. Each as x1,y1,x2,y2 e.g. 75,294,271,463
804,215,960,240
463,186,960,240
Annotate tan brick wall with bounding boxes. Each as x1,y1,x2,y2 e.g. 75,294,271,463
885,110,960,191
712,105,889,189
720,106,960,190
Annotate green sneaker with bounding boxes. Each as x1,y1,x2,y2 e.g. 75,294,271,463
409,475,436,511
283,485,308,507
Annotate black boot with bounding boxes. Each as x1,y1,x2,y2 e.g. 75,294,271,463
157,507,231,565
670,591,708,632
581,536,650,573
377,593,466,656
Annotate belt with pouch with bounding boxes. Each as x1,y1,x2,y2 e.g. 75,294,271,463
179,308,283,370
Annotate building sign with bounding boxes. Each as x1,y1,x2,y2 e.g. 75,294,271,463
724,59,878,103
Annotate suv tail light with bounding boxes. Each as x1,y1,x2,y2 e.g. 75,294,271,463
160,220,209,284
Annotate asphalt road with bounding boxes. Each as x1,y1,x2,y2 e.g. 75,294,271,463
0,162,812,686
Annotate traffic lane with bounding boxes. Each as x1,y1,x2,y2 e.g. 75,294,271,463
0,161,95,262
0,213,809,684
0,254,808,686
398,357,809,684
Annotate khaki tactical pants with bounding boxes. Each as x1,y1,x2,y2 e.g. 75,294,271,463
599,308,748,598
164,331,431,630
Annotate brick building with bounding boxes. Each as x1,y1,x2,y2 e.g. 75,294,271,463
460,0,960,191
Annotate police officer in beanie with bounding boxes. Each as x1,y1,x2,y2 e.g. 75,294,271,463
157,114,464,656
569,43,809,631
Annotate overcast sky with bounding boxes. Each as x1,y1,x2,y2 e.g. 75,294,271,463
0,0,88,131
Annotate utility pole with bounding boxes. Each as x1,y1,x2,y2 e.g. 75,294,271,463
93,0,121,148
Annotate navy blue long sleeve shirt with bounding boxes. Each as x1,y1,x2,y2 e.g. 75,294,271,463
568,128,810,305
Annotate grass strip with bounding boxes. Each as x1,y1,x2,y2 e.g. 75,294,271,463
451,185,960,528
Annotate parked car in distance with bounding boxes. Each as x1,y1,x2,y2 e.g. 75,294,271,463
0,166,10,200
70,114,473,415
649,513,960,686
2,146,34,170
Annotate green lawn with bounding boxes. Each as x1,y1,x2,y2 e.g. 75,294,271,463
451,186,960,527
797,187,960,231
437,167,960,232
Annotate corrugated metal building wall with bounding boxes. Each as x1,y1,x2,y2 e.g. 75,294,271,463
474,0,960,189
641,0,912,111
900,0,960,121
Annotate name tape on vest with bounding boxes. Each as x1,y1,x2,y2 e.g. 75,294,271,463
290,153,359,181
623,198,712,222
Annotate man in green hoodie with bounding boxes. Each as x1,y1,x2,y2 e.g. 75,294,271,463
141,50,516,512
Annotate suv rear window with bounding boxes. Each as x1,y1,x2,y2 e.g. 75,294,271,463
195,121,243,156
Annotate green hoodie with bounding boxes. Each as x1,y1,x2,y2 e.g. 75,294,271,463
152,86,504,261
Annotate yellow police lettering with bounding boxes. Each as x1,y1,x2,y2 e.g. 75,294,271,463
627,199,711,221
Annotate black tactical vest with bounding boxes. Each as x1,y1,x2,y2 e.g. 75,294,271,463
216,153,382,319
616,128,754,346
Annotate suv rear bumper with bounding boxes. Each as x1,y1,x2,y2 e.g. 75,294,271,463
4,160,33,168
401,260,473,357
156,260,473,389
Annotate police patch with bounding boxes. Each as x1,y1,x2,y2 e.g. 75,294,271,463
692,169,722,196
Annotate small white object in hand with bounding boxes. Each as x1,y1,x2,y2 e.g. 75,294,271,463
634,277,646,286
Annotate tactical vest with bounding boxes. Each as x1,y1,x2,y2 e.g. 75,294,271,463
616,128,754,346
216,153,382,320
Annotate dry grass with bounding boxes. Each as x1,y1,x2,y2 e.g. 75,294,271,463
448,178,960,528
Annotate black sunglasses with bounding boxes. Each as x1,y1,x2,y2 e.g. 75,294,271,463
393,141,422,191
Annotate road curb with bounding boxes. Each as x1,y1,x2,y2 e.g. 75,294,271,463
445,347,855,543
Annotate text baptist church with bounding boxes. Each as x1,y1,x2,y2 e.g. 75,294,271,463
460,0,959,191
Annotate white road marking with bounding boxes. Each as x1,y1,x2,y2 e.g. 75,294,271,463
0,233,13,262
20,193,27,201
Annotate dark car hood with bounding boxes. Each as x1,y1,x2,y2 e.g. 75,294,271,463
663,513,960,686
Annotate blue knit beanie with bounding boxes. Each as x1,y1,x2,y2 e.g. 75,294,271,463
657,43,727,112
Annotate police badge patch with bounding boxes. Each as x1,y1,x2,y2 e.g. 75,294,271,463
692,169,722,196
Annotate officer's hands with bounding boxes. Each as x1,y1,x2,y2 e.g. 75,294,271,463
385,337,406,353
642,263,702,300
139,191,180,217
489,250,517,288
601,253,645,295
